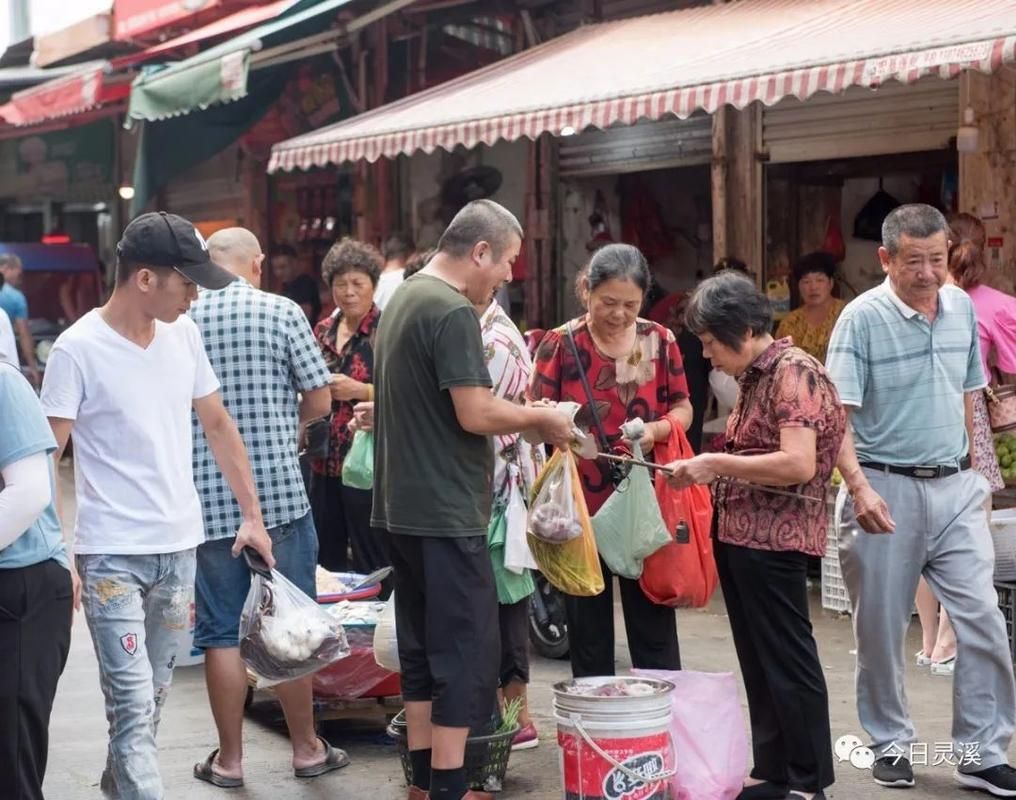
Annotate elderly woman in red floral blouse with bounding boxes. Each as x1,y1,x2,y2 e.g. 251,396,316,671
666,271,846,800
528,243,693,679
310,238,383,574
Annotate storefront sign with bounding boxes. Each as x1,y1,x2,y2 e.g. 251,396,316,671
113,0,221,40
0,119,114,199
861,41,995,84
241,62,343,161
220,51,247,94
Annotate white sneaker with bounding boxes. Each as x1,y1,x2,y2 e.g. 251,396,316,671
930,656,956,676
915,650,932,667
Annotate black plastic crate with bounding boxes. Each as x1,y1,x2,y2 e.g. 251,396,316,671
997,583,1016,663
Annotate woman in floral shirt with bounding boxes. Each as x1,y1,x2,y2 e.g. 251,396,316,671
668,271,845,800
528,243,693,678
310,239,383,573
478,296,545,751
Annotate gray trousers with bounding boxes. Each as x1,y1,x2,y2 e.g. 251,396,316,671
839,467,1016,769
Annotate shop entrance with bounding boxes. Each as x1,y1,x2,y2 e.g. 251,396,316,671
764,149,957,317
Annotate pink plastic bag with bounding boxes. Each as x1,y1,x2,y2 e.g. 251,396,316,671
632,669,748,800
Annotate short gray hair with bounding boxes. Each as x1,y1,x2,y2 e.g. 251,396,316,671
0,253,22,272
882,204,949,257
685,271,773,351
437,199,523,259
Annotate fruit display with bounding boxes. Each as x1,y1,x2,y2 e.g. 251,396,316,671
996,433,1016,484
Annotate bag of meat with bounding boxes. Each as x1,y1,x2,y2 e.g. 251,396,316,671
527,448,604,597
240,567,350,687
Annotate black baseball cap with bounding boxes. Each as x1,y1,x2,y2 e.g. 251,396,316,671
116,211,235,290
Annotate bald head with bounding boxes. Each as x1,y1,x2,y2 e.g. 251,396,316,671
207,228,264,287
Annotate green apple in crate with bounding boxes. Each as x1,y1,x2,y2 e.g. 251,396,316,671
996,434,1016,482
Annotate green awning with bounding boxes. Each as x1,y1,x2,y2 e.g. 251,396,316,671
126,0,352,125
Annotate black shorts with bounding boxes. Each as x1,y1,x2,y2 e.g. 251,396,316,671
387,532,499,729
498,598,530,687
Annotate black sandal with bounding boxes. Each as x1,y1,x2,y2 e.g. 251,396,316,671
193,749,244,789
736,782,788,800
293,736,351,778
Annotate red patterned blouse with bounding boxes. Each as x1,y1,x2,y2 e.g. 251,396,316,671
716,338,846,556
528,317,689,515
311,305,380,477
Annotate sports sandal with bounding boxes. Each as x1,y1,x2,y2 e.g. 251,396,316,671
294,736,351,778
193,750,244,788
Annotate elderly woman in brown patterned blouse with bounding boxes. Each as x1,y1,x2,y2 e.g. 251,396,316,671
666,271,846,800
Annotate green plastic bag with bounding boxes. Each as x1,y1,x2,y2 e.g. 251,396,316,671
591,465,669,579
488,504,535,605
341,430,374,490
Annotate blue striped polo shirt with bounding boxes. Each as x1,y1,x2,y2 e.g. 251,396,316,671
826,279,985,467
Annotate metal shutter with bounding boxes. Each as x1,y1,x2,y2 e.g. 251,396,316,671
762,77,959,164
558,115,712,177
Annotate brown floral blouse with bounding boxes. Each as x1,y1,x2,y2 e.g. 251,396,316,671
715,338,846,556
311,305,380,478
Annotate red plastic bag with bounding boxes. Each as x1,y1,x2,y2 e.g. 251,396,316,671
639,417,717,608
821,214,846,262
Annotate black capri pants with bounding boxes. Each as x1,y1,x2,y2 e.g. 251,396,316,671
387,532,499,729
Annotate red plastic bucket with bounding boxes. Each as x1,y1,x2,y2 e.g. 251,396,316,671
554,677,675,800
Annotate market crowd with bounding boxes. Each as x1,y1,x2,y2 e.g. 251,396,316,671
4,197,1016,800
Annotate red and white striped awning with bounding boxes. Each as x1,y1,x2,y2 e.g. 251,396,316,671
0,62,130,127
269,0,1016,172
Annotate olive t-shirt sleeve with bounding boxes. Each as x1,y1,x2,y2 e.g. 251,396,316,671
434,306,493,390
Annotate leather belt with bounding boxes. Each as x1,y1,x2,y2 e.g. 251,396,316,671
859,456,971,480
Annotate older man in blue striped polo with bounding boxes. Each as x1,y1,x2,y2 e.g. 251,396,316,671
828,203,1016,798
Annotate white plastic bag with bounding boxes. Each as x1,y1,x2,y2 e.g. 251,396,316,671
709,369,739,411
529,449,583,543
373,592,400,672
503,469,538,574
239,568,350,687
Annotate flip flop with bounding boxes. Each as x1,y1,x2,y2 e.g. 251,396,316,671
294,736,351,778
193,749,244,789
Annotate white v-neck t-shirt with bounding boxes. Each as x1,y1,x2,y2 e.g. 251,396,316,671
374,269,404,311
40,309,220,555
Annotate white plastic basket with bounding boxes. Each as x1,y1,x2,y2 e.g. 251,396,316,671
821,556,852,613
991,509,1016,583
821,487,851,613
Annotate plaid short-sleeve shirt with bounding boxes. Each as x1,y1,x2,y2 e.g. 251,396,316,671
190,279,330,540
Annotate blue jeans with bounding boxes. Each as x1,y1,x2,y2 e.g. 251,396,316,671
194,511,318,649
78,549,196,800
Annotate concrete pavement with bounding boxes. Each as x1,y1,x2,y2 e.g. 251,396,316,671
44,462,1014,799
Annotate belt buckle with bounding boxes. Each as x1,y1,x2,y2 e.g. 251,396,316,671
913,466,940,479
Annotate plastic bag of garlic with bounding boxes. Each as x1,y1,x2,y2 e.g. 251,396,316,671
240,568,351,686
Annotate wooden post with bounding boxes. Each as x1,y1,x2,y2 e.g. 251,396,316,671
711,104,763,283
959,68,1016,287
525,134,555,329
711,108,729,268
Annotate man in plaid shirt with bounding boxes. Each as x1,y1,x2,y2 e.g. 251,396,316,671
188,228,341,787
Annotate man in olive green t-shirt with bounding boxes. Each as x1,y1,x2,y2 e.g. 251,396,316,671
372,200,571,800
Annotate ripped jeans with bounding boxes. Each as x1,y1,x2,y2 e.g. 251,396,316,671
77,550,196,800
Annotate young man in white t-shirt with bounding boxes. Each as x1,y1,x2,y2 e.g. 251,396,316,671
373,231,414,310
40,212,276,800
